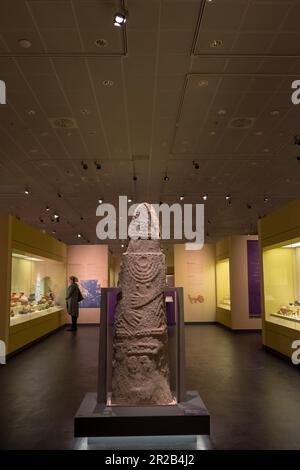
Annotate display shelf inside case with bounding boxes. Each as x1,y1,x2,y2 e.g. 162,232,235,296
263,238,300,329
216,258,231,310
10,251,65,326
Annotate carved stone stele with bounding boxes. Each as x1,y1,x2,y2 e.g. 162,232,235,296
111,231,173,405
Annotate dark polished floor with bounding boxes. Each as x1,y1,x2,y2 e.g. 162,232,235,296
0,325,300,449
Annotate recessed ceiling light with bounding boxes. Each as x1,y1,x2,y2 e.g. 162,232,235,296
24,188,30,195
283,242,300,248
210,39,223,48
26,109,36,116
98,198,103,204
203,194,208,201
94,38,108,48
114,11,127,27
128,198,132,203
255,131,263,136
270,110,280,116
102,80,114,87
198,79,209,88
80,108,91,116
121,243,125,248
217,109,227,116
18,38,32,48
77,233,82,238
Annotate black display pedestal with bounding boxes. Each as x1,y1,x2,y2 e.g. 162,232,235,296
74,390,210,438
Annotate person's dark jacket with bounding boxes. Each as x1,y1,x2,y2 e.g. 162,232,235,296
66,282,80,317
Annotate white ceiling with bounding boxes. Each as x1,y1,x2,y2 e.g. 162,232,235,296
0,0,300,249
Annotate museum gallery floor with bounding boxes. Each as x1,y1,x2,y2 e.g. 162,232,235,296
0,325,300,450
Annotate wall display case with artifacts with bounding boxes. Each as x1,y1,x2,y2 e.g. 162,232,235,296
10,251,65,326
259,198,300,359
0,215,67,356
216,236,262,330
216,258,231,311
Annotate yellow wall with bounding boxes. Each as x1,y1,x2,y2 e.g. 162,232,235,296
0,215,12,351
263,247,296,319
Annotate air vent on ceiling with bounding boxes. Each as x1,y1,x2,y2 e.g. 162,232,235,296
228,117,255,129
132,155,149,161
49,117,78,129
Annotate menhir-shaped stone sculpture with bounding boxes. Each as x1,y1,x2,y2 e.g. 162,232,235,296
111,203,173,405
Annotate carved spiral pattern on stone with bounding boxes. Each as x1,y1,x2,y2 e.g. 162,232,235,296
126,254,160,284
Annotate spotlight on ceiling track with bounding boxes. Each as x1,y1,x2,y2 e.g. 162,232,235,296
128,198,132,203
24,188,30,195
53,212,59,220
77,233,82,239
94,161,101,170
180,195,184,201
247,203,252,209
192,160,199,170
57,192,62,198
225,193,231,200
98,198,103,204
121,243,125,248
81,161,88,170
203,194,208,201
294,135,300,146
264,196,269,203
46,205,50,211
164,175,169,182
113,11,128,27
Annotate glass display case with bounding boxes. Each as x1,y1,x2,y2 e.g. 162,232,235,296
216,258,231,310
263,238,300,329
10,250,65,326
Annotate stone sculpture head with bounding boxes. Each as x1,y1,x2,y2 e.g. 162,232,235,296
128,202,160,240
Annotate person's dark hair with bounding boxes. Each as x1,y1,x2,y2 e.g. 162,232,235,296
69,276,78,283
